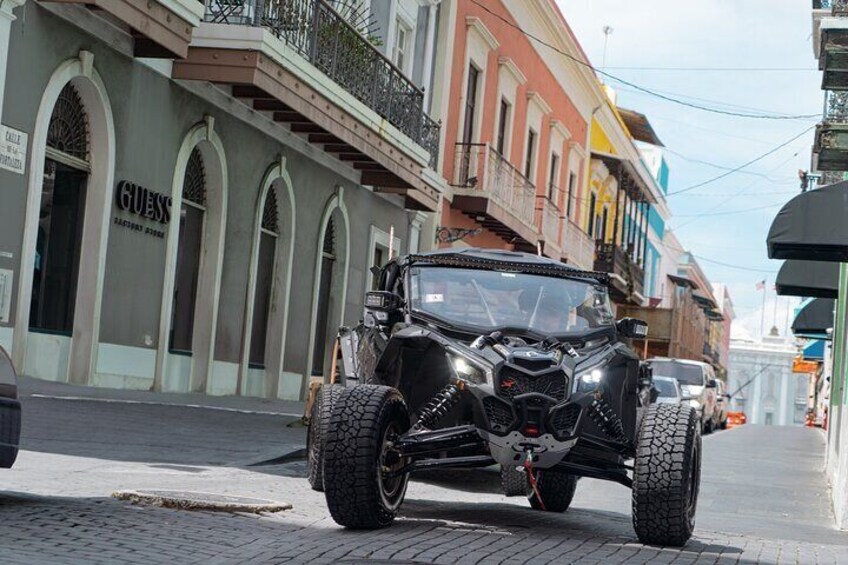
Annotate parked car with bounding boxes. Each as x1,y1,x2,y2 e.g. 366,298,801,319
0,347,21,470
652,376,683,405
714,380,729,430
647,358,718,433
308,249,702,547
727,411,747,428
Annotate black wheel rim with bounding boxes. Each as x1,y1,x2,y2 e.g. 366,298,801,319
686,435,701,525
377,420,407,511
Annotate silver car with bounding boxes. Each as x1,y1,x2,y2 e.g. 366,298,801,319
653,376,683,405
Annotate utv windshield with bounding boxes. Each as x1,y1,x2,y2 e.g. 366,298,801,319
408,266,613,336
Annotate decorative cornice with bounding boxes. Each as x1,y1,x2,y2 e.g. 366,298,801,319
466,16,500,51
569,140,587,160
550,119,572,141
497,56,527,85
526,91,552,115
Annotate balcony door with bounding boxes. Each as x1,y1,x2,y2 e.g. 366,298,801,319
249,188,279,368
459,64,480,183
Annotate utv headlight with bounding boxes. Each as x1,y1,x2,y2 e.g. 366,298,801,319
686,399,701,410
449,355,489,385
576,367,604,392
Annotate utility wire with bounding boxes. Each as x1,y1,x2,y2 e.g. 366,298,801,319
665,126,814,197
692,255,779,274
671,202,783,217
605,66,817,72
468,0,821,121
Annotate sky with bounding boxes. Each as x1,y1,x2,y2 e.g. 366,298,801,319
556,0,822,340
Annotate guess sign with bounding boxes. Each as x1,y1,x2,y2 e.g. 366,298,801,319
115,180,172,224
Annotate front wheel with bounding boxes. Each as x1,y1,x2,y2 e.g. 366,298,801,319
632,403,701,547
306,384,344,491
528,470,577,512
323,385,410,529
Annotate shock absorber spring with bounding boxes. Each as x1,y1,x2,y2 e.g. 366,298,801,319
588,393,629,445
413,383,462,431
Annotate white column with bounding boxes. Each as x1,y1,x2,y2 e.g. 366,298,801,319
778,363,789,426
421,3,438,111
0,0,25,125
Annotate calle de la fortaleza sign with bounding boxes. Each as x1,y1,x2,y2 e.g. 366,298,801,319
113,180,172,239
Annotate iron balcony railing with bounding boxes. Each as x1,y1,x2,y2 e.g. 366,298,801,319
540,199,560,249
562,219,595,271
453,143,537,232
825,89,848,122
815,0,848,13
204,0,440,168
595,241,645,298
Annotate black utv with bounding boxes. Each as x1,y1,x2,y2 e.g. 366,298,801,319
307,249,701,547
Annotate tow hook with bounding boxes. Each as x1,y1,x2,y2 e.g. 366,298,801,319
523,448,546,511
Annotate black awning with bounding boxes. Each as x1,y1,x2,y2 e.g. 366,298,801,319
692,290,717,309
767,182,848,261
791,298,835,336
667,274,697,288
775,260,839,298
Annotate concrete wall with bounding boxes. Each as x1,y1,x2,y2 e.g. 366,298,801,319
1,3,414,397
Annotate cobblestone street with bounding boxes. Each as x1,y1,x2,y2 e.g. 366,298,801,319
0,379,845,564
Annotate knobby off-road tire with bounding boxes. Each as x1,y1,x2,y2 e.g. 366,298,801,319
323,385,410,529
307,384,344,492
500,465,530,497
528,470,578,512
632,403,702,547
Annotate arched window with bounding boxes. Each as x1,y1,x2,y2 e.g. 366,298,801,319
30,83,90,333
311,218,336,375
249,187,280,367
169,147,207,353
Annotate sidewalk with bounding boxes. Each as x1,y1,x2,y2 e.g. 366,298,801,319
18,375,307,417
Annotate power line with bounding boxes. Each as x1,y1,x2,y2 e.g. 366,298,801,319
468,0,821,121
663,148,792,182
671,202,783,217
605,66,817,72
693,255,779,273
665,126,814,197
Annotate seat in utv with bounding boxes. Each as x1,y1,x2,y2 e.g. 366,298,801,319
307,249,701,547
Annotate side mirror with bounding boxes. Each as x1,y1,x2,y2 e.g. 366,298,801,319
616,317,648,338
706,379,717,388
364,291,403,312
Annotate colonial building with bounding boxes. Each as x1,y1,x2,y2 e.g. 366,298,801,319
0,0,444,399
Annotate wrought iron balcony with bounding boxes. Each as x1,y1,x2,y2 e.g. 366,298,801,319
594,241,644,302
540,198,561,255
203,0,440,168
815,90,848,170
562,219,595,271
451,143,538,246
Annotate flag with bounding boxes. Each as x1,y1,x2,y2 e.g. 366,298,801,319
755,280,765,291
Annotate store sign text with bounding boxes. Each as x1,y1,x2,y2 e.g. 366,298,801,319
113,181,172,239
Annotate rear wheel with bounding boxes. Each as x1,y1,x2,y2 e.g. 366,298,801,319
528,470,577,512
306,384,344,491
323,385,410,529
632,403,701,547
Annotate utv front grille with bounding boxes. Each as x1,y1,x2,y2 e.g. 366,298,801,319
483,397,515,433
497,367,567,402
549,403,581,439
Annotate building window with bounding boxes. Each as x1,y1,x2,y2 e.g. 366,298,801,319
524,129,537,180
392,19,411,73
587,192,596,236
170,147,206,354
249,188,280,368
460,64,480,182
312,218,337,376
548,153,560,201
30,83,90,334
600,206,609,242
496,99,510,156
371,245,386,290
566,171,577,219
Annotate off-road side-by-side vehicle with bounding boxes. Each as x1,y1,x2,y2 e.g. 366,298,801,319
307,249,702,547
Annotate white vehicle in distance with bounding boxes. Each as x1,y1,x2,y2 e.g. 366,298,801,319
652,376,683,405
647,358,718,433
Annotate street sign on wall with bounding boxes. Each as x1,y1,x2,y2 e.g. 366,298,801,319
0,125,27,175
0,268,12,323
